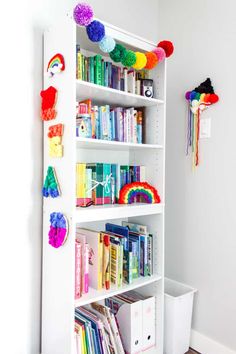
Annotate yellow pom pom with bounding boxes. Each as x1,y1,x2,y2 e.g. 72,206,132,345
132,52,147,70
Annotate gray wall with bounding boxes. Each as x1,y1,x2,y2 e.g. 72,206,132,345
159,0,236,350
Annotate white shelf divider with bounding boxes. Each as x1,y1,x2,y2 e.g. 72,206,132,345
76,80,164,107
75,203,164,223
76,137,163,151
75,274,162,307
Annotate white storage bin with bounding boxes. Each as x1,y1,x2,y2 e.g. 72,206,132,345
164,278,197,354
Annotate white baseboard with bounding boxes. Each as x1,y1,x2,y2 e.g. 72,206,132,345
191,329,236,354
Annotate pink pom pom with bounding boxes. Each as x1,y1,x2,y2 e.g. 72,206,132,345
152,47,166,62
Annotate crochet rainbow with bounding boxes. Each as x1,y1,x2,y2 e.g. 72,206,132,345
47,53,65,76
118,182,161,204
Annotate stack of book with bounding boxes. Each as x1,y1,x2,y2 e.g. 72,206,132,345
75,303,125,354
76,46,149,95
75,221,154,298
76,163,146,206
76,99,144,144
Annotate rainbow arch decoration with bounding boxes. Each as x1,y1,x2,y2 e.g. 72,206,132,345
47,53,65,77
118,182,161,204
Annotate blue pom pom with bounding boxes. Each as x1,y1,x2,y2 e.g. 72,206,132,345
99,35,116,53
86,20,105,42
190,91,197,100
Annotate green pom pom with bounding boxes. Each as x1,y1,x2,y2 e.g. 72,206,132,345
109,44,127,63
121,50,136,67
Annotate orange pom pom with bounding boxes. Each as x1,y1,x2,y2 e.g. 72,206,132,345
144,52,158,70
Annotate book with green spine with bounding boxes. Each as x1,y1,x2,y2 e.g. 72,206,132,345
94,54,102,85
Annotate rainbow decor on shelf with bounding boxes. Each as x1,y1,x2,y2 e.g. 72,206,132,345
118,182,161,204
47,53,65,77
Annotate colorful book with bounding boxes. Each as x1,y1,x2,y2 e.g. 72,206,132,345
94,54,102,85
76,163,86,206
77,228,103,290
75,241,82,299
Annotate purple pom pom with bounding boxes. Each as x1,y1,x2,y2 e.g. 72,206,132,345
86,20,105,42
73,3,93,26
185,91,191,100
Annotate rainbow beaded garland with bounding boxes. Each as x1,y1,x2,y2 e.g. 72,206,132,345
118,182,161,204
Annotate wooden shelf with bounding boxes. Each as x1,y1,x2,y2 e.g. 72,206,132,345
75,203,164,223
75,274,162,307
76,137,163,151
76,80,164,107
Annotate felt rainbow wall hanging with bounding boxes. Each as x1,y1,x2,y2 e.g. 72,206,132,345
118,182,161,204
48,212,68,248
42,166,60,198
73,3,174,70
185,78,219,168
47,53,65,77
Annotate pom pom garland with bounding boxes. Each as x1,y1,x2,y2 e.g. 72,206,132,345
73,3,174,69
121,50,137,67
99,35,116,53
157,40,174,58
152,47,166,62
73,3,93,26
86,20,105,42
109,44,127,63
132,52,147,70
144,51,158,70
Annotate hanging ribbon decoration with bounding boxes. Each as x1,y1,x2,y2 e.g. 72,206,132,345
185,78,219,168
73,3,174,70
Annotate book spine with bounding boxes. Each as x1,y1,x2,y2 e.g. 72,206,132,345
95,163,104,205
94,55,102,85
84,243,89,293
103,163,112,204
117,67,121,91
137,111,143,144
89,56,94,83
103,234,110,290
84,168,92,204
98,233,103,290
111,164,117,204
76,163,86,206
101,59,105,86
148,234,153,276
123,68,128,92
77,52,82,80
75,241,82,299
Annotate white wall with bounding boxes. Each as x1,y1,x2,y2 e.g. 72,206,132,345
0,1,158,353
159,0,236,351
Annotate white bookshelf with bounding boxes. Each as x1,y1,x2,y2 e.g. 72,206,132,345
42,14,166,354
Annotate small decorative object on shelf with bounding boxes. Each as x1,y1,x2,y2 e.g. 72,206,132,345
42,166,61,198
118,182,161,204
47,53,65,77
73,2,174,70
48,212,68,248
40,86,58,121
185,78,219,168
48,123,64,157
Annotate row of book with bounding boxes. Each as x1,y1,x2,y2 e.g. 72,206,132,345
77,99,144,143
76,47,149,95
75,303,125,354
76,163,146,206
75,221,154,299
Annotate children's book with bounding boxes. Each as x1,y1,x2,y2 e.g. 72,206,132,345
77,228,103,290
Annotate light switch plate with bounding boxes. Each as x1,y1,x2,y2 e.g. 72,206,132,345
200,117,211,138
